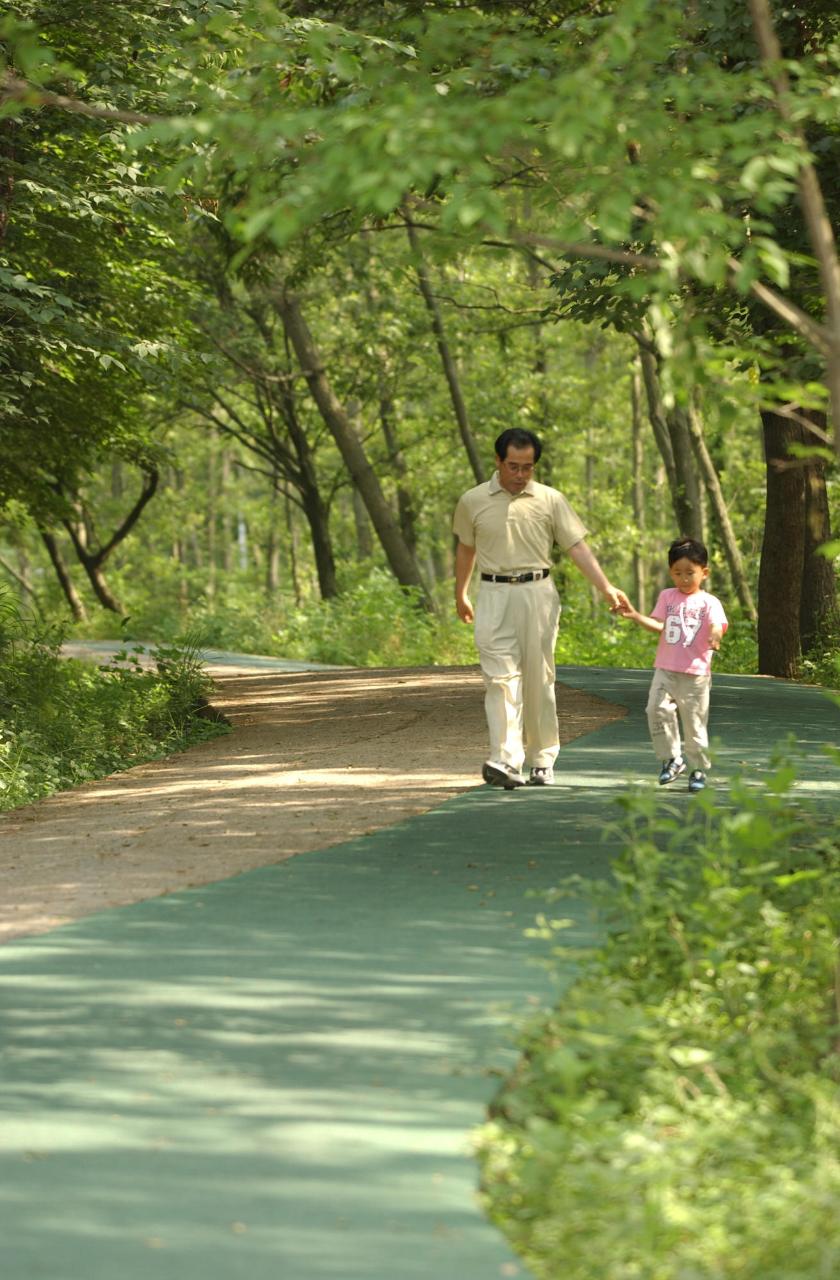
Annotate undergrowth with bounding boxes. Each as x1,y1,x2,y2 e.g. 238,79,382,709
476,754,840,1279
0,596,227,811
94,568,764,675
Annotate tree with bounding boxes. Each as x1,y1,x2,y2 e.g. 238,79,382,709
59,466,159,614
180,247,341,600
273,287,432,605
2,0,836,666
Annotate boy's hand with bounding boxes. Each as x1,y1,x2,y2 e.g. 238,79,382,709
709,626,723,650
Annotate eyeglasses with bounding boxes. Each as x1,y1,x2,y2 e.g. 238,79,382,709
502,462,535,475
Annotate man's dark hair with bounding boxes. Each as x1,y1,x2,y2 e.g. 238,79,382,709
668,537,708,567
494,428,542,462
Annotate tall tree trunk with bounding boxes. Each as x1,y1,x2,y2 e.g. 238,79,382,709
175,535,189,612
630,361,648,613
347,398,374,559
275,373,338,600
298,486,336,600
357,250,422,551
686,402,757,621
522,210,553,476
758,409,805,676
221,451,234,574
635,337,677,495
237,514,248,571
172,466,189,611
666,406,704,541
404,218,486,484
206,434,218,601
584,432,600,617
379,387,418,554
265,481,280,596
0,120,14,247
351,485,374,559
274,289,432,607
635,334,702,539
799,411,839,653
650,463,667,596
39,529,88,621
285,488,302,607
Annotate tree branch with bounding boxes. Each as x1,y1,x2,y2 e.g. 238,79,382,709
0,555,43,614
92,468,159,566
727,262,832,355
1,73,159,126
509,228,662,271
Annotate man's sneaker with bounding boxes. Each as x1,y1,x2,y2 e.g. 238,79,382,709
688,770,707,793
658,757,686,785
527,766,554,786
482,760,526,790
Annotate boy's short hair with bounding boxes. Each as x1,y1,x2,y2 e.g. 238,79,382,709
668,537,708,567
494,428,542,462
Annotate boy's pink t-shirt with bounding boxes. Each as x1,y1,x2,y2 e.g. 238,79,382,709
651,587,728,676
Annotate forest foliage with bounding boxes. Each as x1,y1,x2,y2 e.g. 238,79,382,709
2,8,840,1273
0,0,838,682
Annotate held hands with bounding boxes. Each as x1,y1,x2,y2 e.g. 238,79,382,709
613,593,640,621
605,586,632,615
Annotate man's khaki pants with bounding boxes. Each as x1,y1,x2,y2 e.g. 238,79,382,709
646,668,712,771
474,577,560,771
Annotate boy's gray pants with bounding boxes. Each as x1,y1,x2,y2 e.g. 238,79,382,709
646,668,712,772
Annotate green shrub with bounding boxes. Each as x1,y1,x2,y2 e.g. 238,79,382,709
70,562,769,677
270,569,476,666
477,759,840,1279
0,605,227,811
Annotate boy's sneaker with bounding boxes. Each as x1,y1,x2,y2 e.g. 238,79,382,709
688,770,706,793
658,757,686,785
482,760,526,789
527,766,554,786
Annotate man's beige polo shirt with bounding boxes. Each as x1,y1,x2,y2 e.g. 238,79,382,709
452,472,587,575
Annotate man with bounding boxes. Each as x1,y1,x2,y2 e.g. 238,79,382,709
453,428,628,788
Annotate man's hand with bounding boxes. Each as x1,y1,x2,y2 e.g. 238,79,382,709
456,596,474,624
567,543,630,615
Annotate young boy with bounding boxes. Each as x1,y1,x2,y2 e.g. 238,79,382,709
620,537,728,793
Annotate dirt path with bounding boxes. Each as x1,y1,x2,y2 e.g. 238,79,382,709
0,664,625,940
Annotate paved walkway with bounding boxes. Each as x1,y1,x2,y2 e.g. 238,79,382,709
61,640,345,675
2,668,838,1279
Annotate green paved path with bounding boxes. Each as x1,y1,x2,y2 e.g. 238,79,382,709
2,669,839,1279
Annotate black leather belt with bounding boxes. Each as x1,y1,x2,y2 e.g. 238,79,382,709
480,568,550,584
